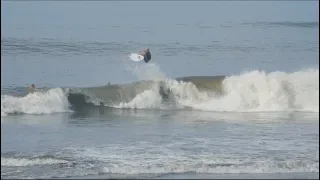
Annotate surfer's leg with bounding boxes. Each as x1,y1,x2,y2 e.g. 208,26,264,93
144,57,150,63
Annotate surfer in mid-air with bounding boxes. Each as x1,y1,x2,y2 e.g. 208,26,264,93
139,48,151,63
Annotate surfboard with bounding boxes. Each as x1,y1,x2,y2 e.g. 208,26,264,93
129,53,144,62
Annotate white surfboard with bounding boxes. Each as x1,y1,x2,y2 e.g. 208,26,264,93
129,53,144,62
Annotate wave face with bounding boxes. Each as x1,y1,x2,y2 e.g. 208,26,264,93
1,67,319,116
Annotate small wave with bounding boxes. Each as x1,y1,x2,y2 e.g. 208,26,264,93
242,21,319,28
1,157,69,167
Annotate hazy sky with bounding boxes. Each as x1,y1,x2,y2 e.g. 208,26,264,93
2,1,319,28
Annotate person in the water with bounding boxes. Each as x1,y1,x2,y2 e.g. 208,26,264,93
28,84,37,93
139,48,151,63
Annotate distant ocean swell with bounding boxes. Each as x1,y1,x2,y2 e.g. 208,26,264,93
1,68,319,117
2,20,319,56
241,21,319,28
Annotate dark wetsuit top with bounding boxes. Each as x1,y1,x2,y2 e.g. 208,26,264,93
144,51,151,63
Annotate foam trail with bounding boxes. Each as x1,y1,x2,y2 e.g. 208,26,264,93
1,88,71,116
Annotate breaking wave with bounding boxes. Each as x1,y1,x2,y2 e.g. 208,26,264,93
1,88,71,116
1,65,319,116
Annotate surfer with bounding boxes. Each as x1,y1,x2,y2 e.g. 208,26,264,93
28,84,37,93
139,48,151,63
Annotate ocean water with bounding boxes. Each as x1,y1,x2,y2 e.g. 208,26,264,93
1,1,319,179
